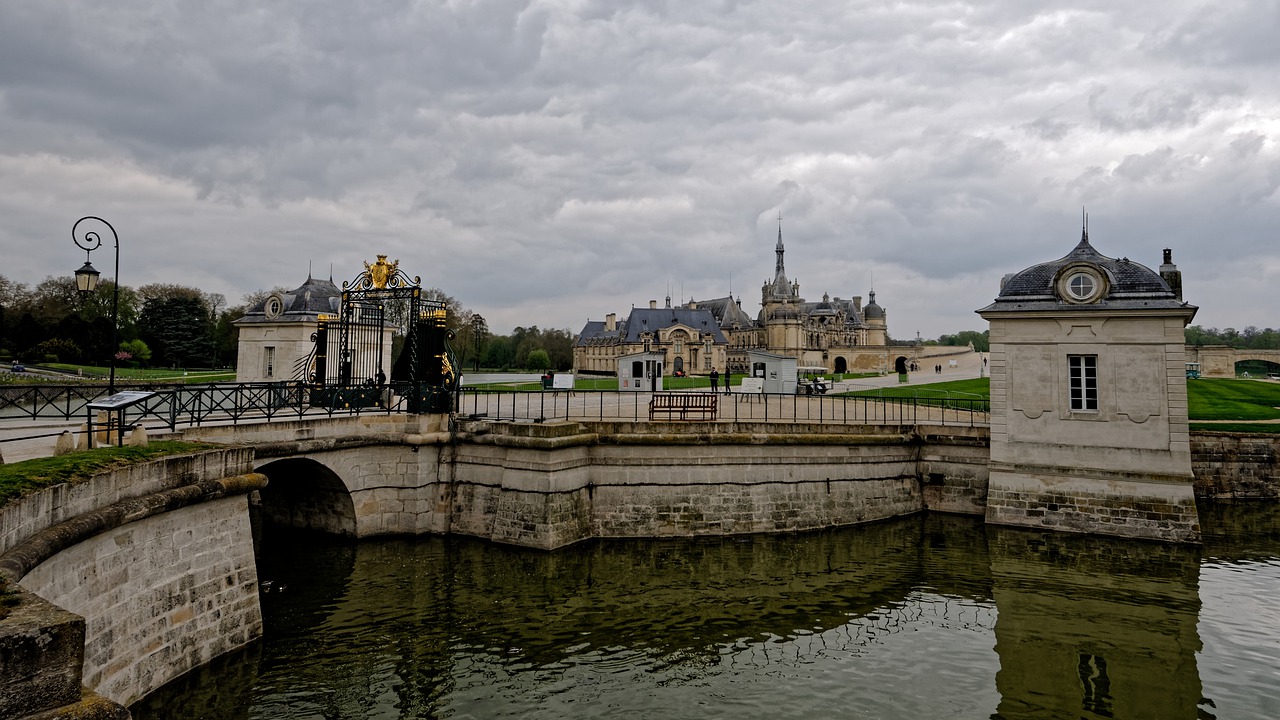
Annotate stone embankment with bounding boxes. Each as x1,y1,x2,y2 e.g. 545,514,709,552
0,448,264,720
0,414,1275,719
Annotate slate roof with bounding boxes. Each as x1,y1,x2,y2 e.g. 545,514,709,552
978,231,1195,314
576,307,728,346
235,276,343,324
863,290,885,320
689,296,755,328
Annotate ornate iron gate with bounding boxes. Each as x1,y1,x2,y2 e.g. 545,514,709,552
307,256,458,413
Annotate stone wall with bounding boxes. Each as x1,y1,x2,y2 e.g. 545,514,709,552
417,422,992,549
1192,432,1280,499
0,447,254,557
984,471,1200,543
19,495,262,707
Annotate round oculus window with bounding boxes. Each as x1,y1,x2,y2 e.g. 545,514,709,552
1066,272,1096,300
1058,267,1105,303
265,296,283,319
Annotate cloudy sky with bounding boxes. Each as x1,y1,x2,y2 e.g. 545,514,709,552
1,1,1277,339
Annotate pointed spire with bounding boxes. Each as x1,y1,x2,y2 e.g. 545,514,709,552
773,211,787,289
1080,207,1090,247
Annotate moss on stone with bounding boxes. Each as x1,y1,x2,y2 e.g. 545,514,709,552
0,441,219,505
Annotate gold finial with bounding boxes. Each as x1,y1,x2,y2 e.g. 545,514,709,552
363,254,400,289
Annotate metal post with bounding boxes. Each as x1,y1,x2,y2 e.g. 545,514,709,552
72,216,121,396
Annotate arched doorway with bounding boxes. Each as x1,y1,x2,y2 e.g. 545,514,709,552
894,356,909,374
256,458,358,537
673,356,684,375
834,357,848,374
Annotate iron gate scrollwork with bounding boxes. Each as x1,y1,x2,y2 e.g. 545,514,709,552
307,255,458,413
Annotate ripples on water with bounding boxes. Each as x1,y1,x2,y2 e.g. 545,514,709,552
131,506,1280,720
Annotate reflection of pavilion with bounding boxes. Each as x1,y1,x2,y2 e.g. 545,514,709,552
987,528,1203,719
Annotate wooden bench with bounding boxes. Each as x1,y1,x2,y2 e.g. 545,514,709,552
649,392,718,421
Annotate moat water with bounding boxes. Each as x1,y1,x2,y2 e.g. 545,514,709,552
132,505,1280,719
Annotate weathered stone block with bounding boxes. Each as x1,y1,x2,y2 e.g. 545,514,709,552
0,591,84,718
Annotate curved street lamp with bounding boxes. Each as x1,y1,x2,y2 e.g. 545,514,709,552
72,216,120,395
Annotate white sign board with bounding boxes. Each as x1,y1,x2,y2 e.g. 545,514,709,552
740,378,764,394
552,373,575,390
87,391,157,410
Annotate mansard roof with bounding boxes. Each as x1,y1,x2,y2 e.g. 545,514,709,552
236,275,342,325
577,307,728,346
686,296,755,328
978,229,1195,315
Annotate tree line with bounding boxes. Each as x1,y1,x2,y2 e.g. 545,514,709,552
1184,325,1280,349
0,273,575,373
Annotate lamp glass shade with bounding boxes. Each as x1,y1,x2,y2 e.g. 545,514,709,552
75,261,100,293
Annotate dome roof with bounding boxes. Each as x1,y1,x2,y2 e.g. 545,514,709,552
236,275,342,325
998,234,1172,300
863,289,885,320
978,228,1195,316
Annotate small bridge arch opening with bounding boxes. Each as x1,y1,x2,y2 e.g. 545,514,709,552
256,458,358,537
1236,358,1280,378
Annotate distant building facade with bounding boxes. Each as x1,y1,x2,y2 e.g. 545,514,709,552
575,301,728,378
574,221,893,376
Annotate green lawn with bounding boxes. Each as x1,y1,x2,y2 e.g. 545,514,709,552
41,363,236,384
840,376,1280,428
841,378,991,401
1185,378,1280,421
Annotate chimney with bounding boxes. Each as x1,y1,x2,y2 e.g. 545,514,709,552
650,300,658,309
605,313,616,331
1160,248,1183,301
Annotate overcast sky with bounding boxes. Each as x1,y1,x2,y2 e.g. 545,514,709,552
1,1,1277,339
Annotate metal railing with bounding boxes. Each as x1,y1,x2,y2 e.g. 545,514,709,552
455,388,990,427
0,381,407,432
0,383,990,449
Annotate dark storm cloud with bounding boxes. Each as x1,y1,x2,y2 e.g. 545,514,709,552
0,0,1277,338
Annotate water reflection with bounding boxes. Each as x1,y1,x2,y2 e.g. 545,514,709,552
987,529,1202,719
131,506,1280,719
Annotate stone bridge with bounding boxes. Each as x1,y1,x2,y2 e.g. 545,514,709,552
2,413,1277,718
1185,345,1280,377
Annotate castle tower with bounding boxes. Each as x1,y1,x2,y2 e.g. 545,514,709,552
977,224,1200,542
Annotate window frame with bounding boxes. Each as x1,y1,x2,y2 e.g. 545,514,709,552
1068,354,1098,412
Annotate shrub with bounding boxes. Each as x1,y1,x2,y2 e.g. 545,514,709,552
27,338,82,364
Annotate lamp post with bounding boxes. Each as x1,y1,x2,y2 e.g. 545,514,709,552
72,216,120,395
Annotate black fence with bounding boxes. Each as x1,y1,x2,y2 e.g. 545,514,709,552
0,382,990,444
455,387,990,427
0,381,408,431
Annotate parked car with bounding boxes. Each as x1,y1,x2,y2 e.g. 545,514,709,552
10,361,24,372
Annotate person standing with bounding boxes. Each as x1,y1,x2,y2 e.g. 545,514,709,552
709,369,719,392
723,369,732,394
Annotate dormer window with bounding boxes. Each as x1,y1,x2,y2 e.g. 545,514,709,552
1067,273,1095,300
1057,265,1106,304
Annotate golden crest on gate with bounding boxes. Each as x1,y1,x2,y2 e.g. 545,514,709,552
364,255,399,289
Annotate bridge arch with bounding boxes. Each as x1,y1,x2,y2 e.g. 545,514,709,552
1235,356,1280,378
256,457,358,536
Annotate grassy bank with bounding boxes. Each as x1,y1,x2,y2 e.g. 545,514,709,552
843,376,1280,430
41,364,236,384
0,441,218,505
840,378,990,401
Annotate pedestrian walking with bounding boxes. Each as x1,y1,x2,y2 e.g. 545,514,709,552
723,369,732,394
